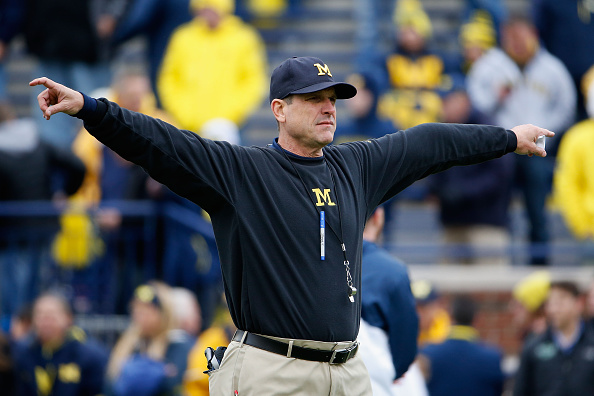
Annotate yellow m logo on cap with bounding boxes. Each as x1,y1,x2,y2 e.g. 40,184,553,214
314,63,332,77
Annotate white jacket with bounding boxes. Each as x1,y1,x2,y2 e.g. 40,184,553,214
467,47,576,131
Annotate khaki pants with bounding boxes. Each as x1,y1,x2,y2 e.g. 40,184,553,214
208,334,372,396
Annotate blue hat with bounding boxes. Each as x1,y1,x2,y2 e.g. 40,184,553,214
269,56,357,103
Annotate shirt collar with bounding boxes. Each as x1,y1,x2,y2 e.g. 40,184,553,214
448,325,479,342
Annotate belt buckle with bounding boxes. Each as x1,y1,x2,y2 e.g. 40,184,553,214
329,342,358,365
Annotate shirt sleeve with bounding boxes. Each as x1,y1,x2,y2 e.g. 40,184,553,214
341,122,514,211
81,98,243,212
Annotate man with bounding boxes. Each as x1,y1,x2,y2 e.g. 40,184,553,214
467,16,576,265
418,295,504,396
513,281,594,396
31,55,551,395
358,206,418,395
12,293,108,396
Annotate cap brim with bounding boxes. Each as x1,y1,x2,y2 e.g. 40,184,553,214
290,81,357,99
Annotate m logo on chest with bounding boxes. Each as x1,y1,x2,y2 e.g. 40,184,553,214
312,188,336,206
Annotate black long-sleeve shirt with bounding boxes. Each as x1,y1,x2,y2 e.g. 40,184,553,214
80,98,516,342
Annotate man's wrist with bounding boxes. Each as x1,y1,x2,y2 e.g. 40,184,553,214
74,92,98,119
505,130,517,153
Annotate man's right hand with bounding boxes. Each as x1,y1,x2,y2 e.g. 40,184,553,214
29,77,84,120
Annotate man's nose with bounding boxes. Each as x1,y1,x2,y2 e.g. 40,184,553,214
321,98,336,114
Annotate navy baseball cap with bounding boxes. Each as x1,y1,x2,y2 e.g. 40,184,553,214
269,56,357,103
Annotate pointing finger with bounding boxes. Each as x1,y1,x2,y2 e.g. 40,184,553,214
29,77,56,89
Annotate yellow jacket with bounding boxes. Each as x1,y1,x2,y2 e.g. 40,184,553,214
158,16,268,133
553,119,594,240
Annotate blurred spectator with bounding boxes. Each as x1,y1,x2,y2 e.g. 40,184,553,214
0,101,85,327
157,0,268,134
462,0,507,41
411,280,451,347
170,287,202,338
533,0,594,121
553,66,594,264
418,295,505,396
106,282,193,396
183,299,235,396
25,0,127,149
467,15,576,265
334,72,396,143
510,270,550,342
513,281,594,396
358,206,419,394
72,68,172,206
377,0,448,130
9,304,32,342
13,292,108,396
457,9,498,74
0,0,24,100
429,88,514,265
111,0,192,105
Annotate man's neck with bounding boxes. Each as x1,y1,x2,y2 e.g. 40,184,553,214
277,136,324,158
554,319,582,349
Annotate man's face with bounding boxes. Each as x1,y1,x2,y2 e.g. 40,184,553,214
546,287,583,331
281,87,337,152
116,75,150,113
502,22,538,66
33,296,72,345
198,8,223,29
131,300,164,338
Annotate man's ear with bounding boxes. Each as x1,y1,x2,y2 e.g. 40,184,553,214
271,99,286,123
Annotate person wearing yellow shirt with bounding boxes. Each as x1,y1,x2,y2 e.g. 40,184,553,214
157,0,267,134
553,66,594,264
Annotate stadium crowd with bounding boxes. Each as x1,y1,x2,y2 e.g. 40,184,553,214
0,0,594,394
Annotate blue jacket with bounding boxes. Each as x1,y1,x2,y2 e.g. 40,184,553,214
13,329,108,396
361,240,418,378
422,326,504,396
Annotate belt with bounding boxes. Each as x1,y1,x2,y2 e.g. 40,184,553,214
232,330,358,364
